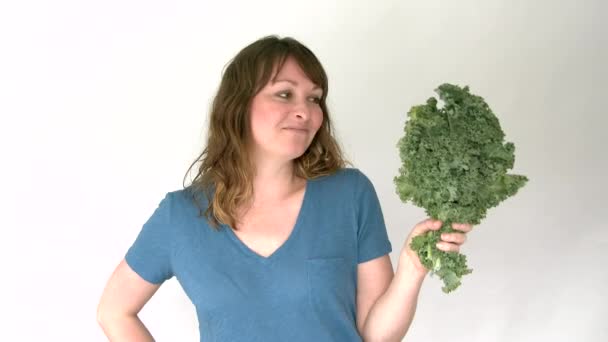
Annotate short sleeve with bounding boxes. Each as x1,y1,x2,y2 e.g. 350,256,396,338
354,169,393,264
125,192,175,284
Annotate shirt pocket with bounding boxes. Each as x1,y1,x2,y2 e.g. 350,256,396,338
305,257,356,318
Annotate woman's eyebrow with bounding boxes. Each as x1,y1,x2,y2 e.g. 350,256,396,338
273,79,322,91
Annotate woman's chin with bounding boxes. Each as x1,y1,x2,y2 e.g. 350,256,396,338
282,147,309,161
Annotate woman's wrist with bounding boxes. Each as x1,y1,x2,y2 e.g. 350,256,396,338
398,250,428,281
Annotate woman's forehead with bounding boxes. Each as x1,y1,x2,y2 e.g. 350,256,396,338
269,57,320,89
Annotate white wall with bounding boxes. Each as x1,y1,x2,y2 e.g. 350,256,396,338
1,0,606,341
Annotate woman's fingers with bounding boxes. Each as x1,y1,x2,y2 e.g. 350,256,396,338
436,241,460,253
437,222,473,252
414,218,442,234
413,219,473,252
452,222,473,232
441,232,467,244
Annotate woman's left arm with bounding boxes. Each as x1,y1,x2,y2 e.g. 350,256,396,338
360,219,473,342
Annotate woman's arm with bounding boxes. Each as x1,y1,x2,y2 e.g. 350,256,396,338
361,219,471,341
97,258,161,341
360,254,426,342
98,314,155,342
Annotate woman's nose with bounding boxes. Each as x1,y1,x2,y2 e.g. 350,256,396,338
291,100,312,119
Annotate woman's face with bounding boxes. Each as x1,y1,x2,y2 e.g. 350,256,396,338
247,56,324,165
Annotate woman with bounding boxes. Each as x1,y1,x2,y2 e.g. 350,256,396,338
97,35,472,341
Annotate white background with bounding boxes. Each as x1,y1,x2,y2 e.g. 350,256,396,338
1,0,606,341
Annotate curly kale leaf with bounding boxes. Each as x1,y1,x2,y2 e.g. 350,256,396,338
394,83,528,293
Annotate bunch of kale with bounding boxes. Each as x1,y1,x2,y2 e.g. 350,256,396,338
394,83,528,293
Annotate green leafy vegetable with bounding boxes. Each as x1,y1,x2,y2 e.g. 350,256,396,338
394,83,528,293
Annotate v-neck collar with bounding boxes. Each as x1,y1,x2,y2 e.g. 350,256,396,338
222,178,312,265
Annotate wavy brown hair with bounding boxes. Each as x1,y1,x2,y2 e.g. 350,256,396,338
183,35,352,231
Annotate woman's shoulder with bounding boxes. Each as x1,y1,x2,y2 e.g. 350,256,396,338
312,167,365,184
159,185,212,220
307,167,371,197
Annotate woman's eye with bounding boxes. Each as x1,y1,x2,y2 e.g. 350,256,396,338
277,91,321,104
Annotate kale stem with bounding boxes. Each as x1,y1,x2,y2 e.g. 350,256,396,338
445,107,453,132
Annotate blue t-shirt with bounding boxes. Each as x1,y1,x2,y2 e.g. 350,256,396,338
125,167,392,341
